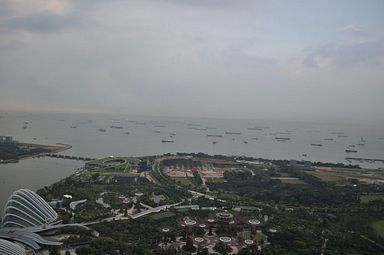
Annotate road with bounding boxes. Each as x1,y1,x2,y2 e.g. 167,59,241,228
84,156,223,226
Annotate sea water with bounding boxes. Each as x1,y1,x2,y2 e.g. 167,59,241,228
0,110,383,209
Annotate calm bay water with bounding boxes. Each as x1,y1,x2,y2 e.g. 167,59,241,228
0,157,83,212
0,111,384,209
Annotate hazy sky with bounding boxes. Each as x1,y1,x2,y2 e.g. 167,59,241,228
0,0,383,121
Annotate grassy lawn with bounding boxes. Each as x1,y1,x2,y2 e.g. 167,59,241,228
239,231,251,240
372,220,384,238
256,232,267,242
206,178,225,183
309,172,344,182
239,231,267,242
171,177,195,187
360,194,384,203
280,178,306,185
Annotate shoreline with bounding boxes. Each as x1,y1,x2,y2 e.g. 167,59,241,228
20,142,72,152
0,142,72,164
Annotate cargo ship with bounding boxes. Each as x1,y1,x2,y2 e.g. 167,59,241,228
346,149,357,153
225,131,241,135
162,140,174,143
275,137,290,141
207,134,223,138
311,143,322,146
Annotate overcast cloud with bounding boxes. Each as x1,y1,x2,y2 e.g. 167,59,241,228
0,0,383,122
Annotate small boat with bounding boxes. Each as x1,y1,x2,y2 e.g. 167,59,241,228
23,125,28,129
154,130,161,133
348,145,356,148
345,149,357,153
324,138,334,141
110,126,123,129
124,132,130,135
169,133,176,136
212,141,218,144
162,140,174,143
302,154,307,157
244,141,248,144
70,126,77,128
251,138,258,140
98,128,106,132
337,135,348,138
311,143,322,147
356,143,365,146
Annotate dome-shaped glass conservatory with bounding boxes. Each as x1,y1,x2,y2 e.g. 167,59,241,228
1,189,58,228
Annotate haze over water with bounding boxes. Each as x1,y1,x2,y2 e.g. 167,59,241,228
1,110,384,210
1,1,384,242
1,110,384,163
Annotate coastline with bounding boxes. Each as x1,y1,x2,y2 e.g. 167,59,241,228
20,142,72,153
0,142,72,164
